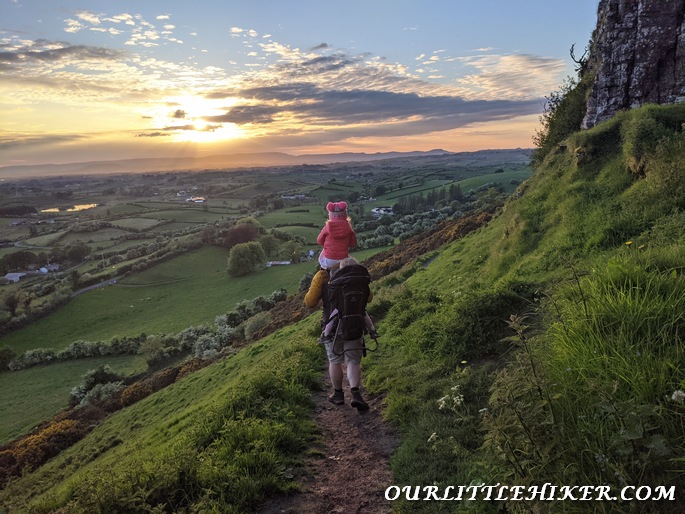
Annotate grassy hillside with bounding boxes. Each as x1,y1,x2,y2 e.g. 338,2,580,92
1,104,684,512
0,320,323,513
363,103,685,512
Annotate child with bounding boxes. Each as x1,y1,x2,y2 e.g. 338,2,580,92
317,201,357,271
316,257,378,343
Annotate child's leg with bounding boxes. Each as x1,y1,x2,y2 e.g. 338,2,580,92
323,308,338,336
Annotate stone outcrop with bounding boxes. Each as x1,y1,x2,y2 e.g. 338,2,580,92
582,0,685,128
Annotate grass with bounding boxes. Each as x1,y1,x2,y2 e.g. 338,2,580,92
363,104,685,512
110,218,163,231
0,355,148,444
1,246,313,354
3,106,684,512
59,228,131,245
0,319,323,513
139,209,230,223
258,207,326,229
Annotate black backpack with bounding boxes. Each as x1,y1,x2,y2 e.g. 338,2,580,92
324,264,371,341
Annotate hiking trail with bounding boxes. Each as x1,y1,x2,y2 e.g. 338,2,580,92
260,369,398,514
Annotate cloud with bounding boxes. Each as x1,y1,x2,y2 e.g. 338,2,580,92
454,53,566,100
207,83,539,136
206,105,280,125
136,131,171,137
0,133,86,148
0,42,125,67
75,11,102,25
156,15,170,20
107,13,136,25
310,43,330,51
64,19,85,33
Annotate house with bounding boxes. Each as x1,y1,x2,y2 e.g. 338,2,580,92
4,272,27,283
371,206,394,218
266,261,291,267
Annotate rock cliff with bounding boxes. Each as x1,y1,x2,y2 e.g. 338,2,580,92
582,0,685,128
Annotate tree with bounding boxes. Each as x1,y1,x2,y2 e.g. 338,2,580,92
532,45,592,165
222,224,260,249
227,242,266,276
65,241,91,263
3,291,21,317
278,240,303,261
258,234,280,257
70,270,80,290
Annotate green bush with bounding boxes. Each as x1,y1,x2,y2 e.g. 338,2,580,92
244,312,272,340
227,241,266,276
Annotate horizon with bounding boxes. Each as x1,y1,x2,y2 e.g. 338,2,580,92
1,0,598,170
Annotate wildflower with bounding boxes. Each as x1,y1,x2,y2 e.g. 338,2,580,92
437,396,449,410
427,432,439,443
625,241,632,246
638,244,645,249
671,390,685,404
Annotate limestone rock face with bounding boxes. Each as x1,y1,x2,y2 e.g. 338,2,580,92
582,0,685,128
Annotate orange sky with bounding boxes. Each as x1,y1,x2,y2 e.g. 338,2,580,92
0,1,598,169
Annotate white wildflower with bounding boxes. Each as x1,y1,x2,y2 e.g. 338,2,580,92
671,390,685,404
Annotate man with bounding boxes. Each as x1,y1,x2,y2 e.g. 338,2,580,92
304,257,372,411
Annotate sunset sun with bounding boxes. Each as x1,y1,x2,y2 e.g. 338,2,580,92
149,94,243,143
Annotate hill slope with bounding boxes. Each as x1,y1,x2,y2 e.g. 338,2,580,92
1,104,684,512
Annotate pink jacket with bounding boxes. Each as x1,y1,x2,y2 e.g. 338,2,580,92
317,220,357,260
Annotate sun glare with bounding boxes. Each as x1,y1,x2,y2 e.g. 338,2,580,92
146,94,243,144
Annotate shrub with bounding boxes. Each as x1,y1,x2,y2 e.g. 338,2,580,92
227,241,266,276
77,382,125,408
120,381,154,407
12,419,86,473
0,347,16,372
193,333,222,359
176,358,210,381
244,312,272,340
70,365,124,406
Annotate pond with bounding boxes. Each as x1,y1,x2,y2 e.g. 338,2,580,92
40,203,98,213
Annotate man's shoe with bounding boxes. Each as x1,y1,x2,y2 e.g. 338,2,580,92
317,334,333,344
350,388,369,411
328,389,344,405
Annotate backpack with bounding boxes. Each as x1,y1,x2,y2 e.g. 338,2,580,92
325,264,371,341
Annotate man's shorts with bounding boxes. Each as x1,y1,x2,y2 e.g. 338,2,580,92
324,336,363,364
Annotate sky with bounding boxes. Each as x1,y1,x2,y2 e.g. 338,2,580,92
0,0,599,168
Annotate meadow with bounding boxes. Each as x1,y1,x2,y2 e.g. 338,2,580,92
1,246,314,354
0,355,148,444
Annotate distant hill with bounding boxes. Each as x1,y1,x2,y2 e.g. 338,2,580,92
0,148,531,179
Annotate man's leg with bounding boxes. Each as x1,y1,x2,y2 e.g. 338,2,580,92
329,361,343,389
345,344,369,411
346,361,361,389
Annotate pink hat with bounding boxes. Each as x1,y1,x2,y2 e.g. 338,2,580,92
327,201,348,220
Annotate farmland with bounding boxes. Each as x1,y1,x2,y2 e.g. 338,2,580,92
0,148,531,445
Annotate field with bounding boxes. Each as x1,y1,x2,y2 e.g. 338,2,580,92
1,246,315,354
0,355,148,444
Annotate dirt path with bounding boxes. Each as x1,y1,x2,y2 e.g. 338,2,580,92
261,370,399,514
